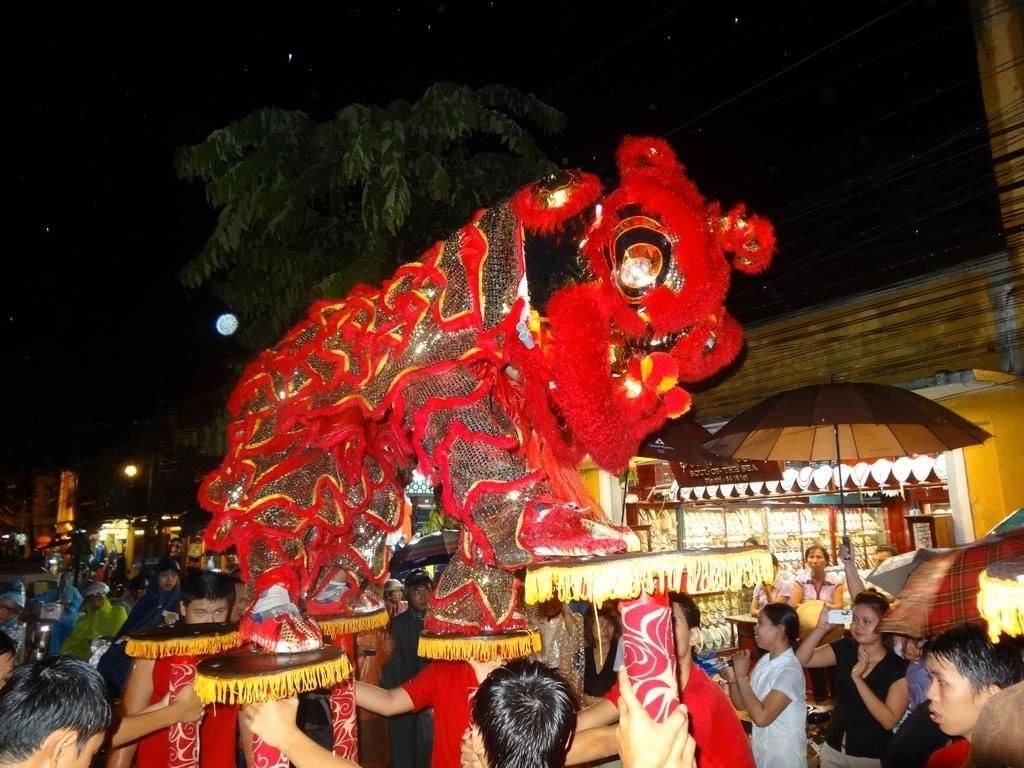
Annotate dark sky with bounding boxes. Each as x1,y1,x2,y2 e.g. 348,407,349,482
3,1,1006,464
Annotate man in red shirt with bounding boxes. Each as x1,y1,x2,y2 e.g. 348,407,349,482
569,593,754,768
106,569,237,768
923,625,1022,768
357,660,483,768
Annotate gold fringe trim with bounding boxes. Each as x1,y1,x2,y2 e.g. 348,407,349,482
316,609,389,638
525,550,773,606
194,655,351,705
978,569,1024,642
125,632,241,660
418,630,541,662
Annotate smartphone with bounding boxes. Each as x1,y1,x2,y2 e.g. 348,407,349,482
827,609,853,625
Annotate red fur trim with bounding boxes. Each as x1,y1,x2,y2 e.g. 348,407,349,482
670,311,745,383
545,284,674,472
616,136,687,180
662,388,692,419
511,171,603,235
719,204,776,274
580,174,730,337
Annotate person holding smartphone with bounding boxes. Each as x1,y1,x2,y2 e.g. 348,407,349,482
797,591,908,767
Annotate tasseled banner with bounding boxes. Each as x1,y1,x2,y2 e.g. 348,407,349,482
525,549,773,606
194,654,351,705
978,568,1024,642
316,609,389,638
126,631,241,660
417,630,540,662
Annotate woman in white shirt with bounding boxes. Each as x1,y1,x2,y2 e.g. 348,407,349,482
723,603,807,768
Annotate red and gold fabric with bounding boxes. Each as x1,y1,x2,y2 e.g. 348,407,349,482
197,137,774,656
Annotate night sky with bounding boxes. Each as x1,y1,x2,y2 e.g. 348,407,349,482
3,1,1005,465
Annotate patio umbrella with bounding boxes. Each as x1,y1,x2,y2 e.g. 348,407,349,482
863,548,944,596
637,417,717,463
878,528,1024,639
702,381,991,532
388,529,460,577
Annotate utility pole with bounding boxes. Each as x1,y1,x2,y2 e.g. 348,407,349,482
971,0,1024,373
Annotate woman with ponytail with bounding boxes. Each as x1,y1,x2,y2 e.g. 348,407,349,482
722,603,807,767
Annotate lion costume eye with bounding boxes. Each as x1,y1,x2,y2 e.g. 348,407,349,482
611,215,673,303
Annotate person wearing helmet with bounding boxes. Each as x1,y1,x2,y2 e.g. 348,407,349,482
383,579,407,618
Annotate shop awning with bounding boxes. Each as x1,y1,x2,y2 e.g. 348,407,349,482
677,454,947,501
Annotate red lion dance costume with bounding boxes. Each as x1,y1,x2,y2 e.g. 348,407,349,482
199,137,774,652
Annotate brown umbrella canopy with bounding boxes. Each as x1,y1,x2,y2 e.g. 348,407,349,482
637,417,717,463
703,382,991,462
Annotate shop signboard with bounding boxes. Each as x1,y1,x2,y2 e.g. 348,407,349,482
671,459,783,487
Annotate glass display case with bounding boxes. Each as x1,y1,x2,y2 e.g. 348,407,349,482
630,503,888,570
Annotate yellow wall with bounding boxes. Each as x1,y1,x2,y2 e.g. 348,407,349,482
698,256,1010,419
944,381,1024,536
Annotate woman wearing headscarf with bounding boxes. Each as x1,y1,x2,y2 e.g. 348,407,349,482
61,581,129,661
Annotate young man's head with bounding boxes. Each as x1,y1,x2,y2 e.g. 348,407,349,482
157,557,181,593
471,660,577,768
0,656,112,767
403,569,433,614
925,624,1023,741
179,568,236,624
668,592,702,664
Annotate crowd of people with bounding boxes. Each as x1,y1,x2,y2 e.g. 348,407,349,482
0,546,1022,768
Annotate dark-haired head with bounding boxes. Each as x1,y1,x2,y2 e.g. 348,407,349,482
853,590,890,620
804,544,830,565
925,624,1023,694
472,660,577,768
668,593,702,661
179,568,237,606
583,605,621,648
0,656,111,763
179,569,236,624
761,603,800,647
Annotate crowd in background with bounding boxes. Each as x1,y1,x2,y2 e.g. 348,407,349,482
0,542,1022,768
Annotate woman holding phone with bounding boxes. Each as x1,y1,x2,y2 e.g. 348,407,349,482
797,591,908,767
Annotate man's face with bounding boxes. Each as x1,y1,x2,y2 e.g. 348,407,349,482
925,654,998,738
158,569,179,592
670,602,699,664
181,598,231,624
406,581,431,612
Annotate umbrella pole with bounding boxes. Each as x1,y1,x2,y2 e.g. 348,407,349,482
833,423,848,536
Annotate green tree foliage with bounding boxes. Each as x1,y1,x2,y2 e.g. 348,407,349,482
177,82,566,348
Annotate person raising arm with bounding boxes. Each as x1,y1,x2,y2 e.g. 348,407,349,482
797,591,908,766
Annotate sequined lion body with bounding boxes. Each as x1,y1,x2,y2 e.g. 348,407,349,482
199,137,774,650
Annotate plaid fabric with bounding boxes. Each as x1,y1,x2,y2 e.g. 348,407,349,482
878,528,1024,639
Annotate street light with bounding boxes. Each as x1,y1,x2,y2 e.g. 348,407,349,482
123,464,139,479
